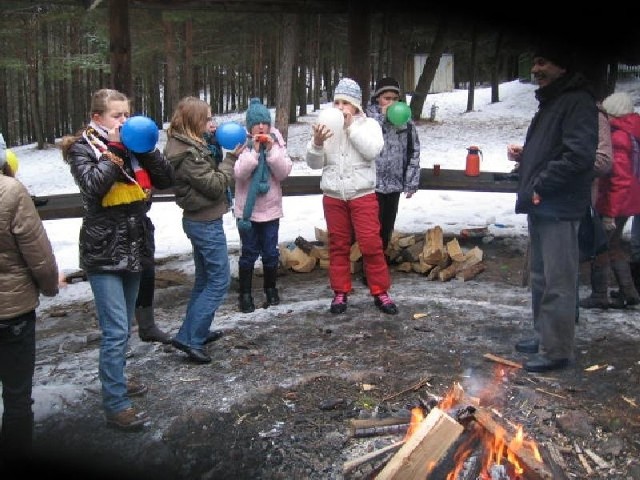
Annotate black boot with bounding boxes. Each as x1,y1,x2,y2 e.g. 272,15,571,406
579,260,609,309
263,266,280,306
611,259,640,308
238,267,255,313
135,306,171,344
631,262,640,295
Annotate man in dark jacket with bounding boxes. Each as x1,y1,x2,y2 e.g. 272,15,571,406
507,44,598,373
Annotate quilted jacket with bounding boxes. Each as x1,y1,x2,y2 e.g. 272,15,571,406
0,174,59,320
65,138,174,273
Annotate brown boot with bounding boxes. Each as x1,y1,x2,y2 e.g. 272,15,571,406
105,407,147,432
135,306,171,344
126,381,148,397
611,259,640,308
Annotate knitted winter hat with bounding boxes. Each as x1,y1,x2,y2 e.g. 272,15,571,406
602,92,634,117
373,77,401,98
533,40,574,71
245,97,272,131
333,77,363,112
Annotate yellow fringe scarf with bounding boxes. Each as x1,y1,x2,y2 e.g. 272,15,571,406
83,125,147,207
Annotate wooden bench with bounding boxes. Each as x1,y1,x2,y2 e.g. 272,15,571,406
35,168,518,221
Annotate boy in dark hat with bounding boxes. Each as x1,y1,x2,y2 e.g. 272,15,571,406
366,77,421,274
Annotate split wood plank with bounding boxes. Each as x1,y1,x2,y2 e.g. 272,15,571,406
538,442,570,480
349,417,409,436
456,262,486,281
343,441,404,475
376,407,463,480
483,353,523,369
422,226,445,264
584,448,610,469
574,442,593,474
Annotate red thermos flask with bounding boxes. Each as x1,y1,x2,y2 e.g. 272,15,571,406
465,146,482,177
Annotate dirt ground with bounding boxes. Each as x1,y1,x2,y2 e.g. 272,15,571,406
19,234,640,479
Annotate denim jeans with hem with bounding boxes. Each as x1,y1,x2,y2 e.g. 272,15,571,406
238,218,280,270
0,311,36,464
177,217,230,349
88,271,141,415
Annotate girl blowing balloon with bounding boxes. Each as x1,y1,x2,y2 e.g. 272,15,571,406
61,89,174,432
306,77,398,315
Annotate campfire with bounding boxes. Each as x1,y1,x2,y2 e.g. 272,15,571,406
344,383,556,480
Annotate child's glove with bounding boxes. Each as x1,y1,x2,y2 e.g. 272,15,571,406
602,216,616,231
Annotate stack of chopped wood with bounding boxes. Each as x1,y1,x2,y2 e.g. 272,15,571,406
279,225,485,282
386,225,486,281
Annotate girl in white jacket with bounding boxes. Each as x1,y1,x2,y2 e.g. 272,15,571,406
306,78,397,315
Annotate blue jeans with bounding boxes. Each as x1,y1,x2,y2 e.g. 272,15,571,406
177,218,230,348
631,215,640,263
88,271,141,415
238,219,280,270
528,215,579,360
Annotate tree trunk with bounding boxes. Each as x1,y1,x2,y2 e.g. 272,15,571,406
183,19,194,97
466,22,477,113
490,30,503,104
347,1,371,101
312,15,321,111
410,16,448,120
163,16,179,113
109,0,132,98
389,14,406,93
25,15,44,149
275,13,298,141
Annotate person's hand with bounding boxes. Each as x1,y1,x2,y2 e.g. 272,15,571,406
312,124,333,147
58,271,68,288
532,191,541,205
231,143,246,156
107,126,121,143
405,192,414,199
507,144,523,162
602,216,616,231
343,111,354,128
253,134,273,151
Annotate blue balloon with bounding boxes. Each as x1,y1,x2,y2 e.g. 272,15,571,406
216,122,247,150
121,116,159,153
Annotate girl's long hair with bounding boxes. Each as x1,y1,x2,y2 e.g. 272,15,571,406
167,97,209,144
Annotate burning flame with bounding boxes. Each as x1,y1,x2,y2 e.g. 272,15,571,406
403,406,425,440
405,382,543,479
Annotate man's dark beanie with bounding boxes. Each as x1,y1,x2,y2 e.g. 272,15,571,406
533,40,575,71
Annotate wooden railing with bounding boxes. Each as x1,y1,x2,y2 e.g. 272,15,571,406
35,168,518,221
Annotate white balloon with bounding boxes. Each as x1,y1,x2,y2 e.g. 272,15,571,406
317,107,344,154
317,107,344,133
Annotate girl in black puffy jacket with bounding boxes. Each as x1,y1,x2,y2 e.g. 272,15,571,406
61,88,173,432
